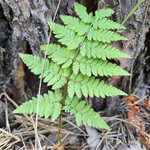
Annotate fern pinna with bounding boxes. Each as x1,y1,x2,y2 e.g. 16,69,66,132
14,3,130,130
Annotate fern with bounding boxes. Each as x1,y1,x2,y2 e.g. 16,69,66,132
14,90,62,121
60,15,90,35
80,40,130,60
49,22,84,49
40,44,130,77
74,2,93,23
95,8,114,20
14,2,131,132
19,53,70,89
64,96,109,129
68,74,127,98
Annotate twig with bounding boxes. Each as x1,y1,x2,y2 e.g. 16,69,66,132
5,97,11,132
20,132,27,150
62,118,86,135
0,128,20,141
95,130,110,150
34,0,62,149
0,92,18,108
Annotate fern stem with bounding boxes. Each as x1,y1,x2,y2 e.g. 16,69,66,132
118,0,143,31
58,110,63,145
57,26,93,144
57,80,68,145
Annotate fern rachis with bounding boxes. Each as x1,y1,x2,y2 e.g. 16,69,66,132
13,2,131,143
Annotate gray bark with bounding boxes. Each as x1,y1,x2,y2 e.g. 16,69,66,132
0,0,73,99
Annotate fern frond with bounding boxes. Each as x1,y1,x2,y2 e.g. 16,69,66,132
93,18,125,30
95,8,114,20
74,2,93,23
19,53,51,75
15,2,131,131
73,55,130,76
68,74,127,98
48,22,84,49
64,96,109,129
88,28,127,43
40,44,77,68
80,40,131,60
60,15,90,35
40,44,130,77
40,44,62,56
13,90,63,121
19,53,70,89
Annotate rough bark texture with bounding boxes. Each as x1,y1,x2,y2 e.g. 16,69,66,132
0,0,149,134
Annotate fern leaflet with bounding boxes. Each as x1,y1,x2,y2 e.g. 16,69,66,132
13,90,62,121
40,44,130,76
93,18,125,30
60,15,90,35
19,53,70,89
48,22,84,49
80,40,131,59
74,55,130,76
64,96,109,129
74,2,93,23
88,28,127,43
95,8,114,20
68,74,127,98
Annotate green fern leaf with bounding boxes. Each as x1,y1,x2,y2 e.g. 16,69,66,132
80,62,86,75
88,28,127,43
69,74,127,98
74,2,93,23
19,53,49,75
51,103,62,121
13,91,63,121
73,62,80,75
52,77,67,89
75,82,82,98
80,40,131,60
68,81,75,98
41,44,77,68
40,43,62,56
76,112,82,125
48,22,84,49
81,84,88,97
70,97,79,108
93,18,125,30
95,8,114,20
60,15,89,35
74,55,130,77
19,53,68,89
47,74,60,86
64,97,109,129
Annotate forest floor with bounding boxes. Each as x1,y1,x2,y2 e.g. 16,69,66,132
0,92,149,150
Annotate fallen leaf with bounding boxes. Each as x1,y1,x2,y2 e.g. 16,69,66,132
143,98,150,111
124,96,137,104
128,105,140,115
